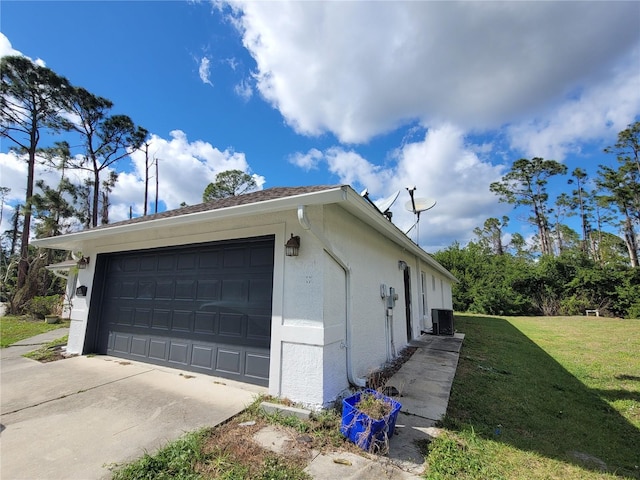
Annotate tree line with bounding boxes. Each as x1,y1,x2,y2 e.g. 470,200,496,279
1,54,638,318
434,122,640,319
1,55,157,311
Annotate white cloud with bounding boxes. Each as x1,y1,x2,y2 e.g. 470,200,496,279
225,1,640,144
198,56,214,86
0,33,22,58
507,46,640,161
1,131,264,232
117,130,259,218
0,150,92,235
234,78,253,101
288,148,323,171
290,125,506,250
0,32,45,66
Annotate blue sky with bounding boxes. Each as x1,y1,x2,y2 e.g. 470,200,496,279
1,1,639,251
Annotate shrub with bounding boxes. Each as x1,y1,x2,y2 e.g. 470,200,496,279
24,295,60,319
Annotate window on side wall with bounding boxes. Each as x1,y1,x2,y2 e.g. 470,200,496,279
421,271,427,317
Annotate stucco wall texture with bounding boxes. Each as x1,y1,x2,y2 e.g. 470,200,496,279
61,202,453,407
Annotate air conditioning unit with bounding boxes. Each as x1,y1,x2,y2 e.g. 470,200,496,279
432,309,454,336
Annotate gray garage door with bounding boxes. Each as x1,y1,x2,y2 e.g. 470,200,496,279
95,236,274,386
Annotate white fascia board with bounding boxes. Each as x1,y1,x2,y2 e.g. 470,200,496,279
31,186,349,251
340,188,458,283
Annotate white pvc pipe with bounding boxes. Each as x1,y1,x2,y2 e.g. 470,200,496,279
297,205,367,388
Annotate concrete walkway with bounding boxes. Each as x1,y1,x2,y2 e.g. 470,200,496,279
0,327,70,362
302,333,465,479
0,332,265,480
1,330,463,479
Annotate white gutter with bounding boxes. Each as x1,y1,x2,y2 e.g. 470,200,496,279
297,204,367,388
32,185,456,283
340,187,458,282
45,260,77,279
31,187,350,251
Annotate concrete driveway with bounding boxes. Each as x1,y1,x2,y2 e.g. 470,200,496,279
0,331,265,480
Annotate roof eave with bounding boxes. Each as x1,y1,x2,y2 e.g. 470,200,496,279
340,188,459,283
31,186,349,251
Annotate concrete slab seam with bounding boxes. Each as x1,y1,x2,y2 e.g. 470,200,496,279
2,368,154,416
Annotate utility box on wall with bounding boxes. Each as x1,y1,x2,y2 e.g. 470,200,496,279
432,309,454,336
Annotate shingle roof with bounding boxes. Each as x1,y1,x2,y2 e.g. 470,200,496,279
95,185,340,230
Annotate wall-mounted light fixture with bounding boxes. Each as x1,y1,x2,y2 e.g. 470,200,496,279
398,260,408,270
285,234,300,257
77,256,90,269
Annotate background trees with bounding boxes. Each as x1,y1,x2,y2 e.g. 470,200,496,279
0,56,145,312
1,53,638,319
438,122,640,319
1,56,70,288
202,169,257,201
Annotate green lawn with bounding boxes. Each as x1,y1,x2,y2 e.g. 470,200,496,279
0,315,70,348
96,314,640,479
431,314,640,479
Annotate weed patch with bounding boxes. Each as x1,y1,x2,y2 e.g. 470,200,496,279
424,430,504,480
23,335,69,362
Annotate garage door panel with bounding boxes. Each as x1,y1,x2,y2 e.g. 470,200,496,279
113,333,131,354
245,351,270,381
131,336,148,357
175,279,196,299
194,312,217,334
152,309,171,330
249,278,273,303
157,255,175,271
216,348,241,375
133,308,151,328
223,248,245,268
149,339,168,361
122,257,140,272
178,252,197,270
221,279,246,301
191,344,214,369
251,246,274,266
198,251,220,269
116,307,134,326
155,280,174,299
120,281,137,299
196,279,220,300
247,315,271,343
98,237,273,386
168,341,190,365
219,312,244,337
137,281,155,299
172,310,193,332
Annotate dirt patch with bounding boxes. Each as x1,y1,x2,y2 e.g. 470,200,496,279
24,344,73,363
367,346,418,392
197,418,313,477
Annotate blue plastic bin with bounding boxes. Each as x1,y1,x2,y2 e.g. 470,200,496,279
340,389,402,451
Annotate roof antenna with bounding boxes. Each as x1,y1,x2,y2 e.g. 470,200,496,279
374,190,400,221
405,187,436,247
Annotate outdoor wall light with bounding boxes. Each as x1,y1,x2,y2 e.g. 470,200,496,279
398,260,408,270
285,234,300,257
77,256,90,269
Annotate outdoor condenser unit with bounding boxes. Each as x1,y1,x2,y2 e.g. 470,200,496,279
432,309,454,336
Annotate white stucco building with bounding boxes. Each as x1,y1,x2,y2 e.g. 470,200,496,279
33,185,456,407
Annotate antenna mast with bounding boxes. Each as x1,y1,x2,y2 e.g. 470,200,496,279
405,187,436,247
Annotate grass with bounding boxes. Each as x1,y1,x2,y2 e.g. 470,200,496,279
23,335,69,362
109,396,350,479
108,314,640,479
0,315,70,348
429,314,640,480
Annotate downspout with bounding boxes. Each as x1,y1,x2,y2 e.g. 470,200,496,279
297,205,367,388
